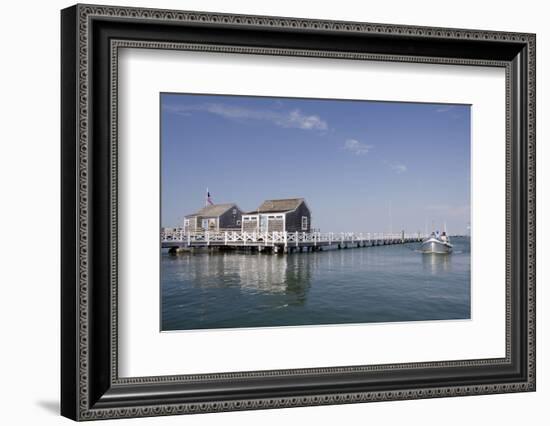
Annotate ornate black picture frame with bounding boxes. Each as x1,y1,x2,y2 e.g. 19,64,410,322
61,4,536,421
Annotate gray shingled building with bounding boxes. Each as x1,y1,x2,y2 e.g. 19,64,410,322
242,198,311,233
184,203,243,233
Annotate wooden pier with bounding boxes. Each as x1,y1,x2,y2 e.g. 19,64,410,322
161,230,424,254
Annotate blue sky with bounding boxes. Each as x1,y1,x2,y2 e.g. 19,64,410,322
161,93,470,235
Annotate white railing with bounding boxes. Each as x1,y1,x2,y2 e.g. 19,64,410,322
161,230,424,246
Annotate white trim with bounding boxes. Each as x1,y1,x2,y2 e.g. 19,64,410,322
266,214,284,233
241,214,259,232
242,214,259,220
301,215,308,231
259,214,268,232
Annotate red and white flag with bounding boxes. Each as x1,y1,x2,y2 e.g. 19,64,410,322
206,188,214,205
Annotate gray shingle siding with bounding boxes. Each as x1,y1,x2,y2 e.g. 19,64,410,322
184,204,243,232
183,199,311,233
284,201,311,232
267,218,284,232
242,218,258,232
218,206,243,230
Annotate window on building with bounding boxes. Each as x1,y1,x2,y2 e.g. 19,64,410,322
301,216,308,230
232,208,237,215
236,220,241,225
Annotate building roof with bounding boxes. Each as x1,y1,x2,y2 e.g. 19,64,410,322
185,203,237,218
246,198,305,214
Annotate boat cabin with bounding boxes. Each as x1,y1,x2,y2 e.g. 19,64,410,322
184,203,243,233
242,198,311,233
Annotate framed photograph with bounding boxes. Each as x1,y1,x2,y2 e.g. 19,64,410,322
61,4,536,421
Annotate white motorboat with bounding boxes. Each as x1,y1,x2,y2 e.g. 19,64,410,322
420,231,453,254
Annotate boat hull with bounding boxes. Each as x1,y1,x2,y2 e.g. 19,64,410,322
420,239,452,254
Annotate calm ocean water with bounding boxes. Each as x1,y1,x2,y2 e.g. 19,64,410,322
161,237,470,331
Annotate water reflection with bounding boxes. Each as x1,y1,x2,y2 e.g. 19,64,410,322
422,253,452,275
161,238,471,330
164,252,312,304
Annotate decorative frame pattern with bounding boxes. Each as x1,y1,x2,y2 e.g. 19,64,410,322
61,4,536,421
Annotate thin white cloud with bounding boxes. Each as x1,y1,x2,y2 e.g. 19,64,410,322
282,110,328,130
389,162,407,174
164,103,328,131
435,105,456,113
435,104,467,120
343,139,373,155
